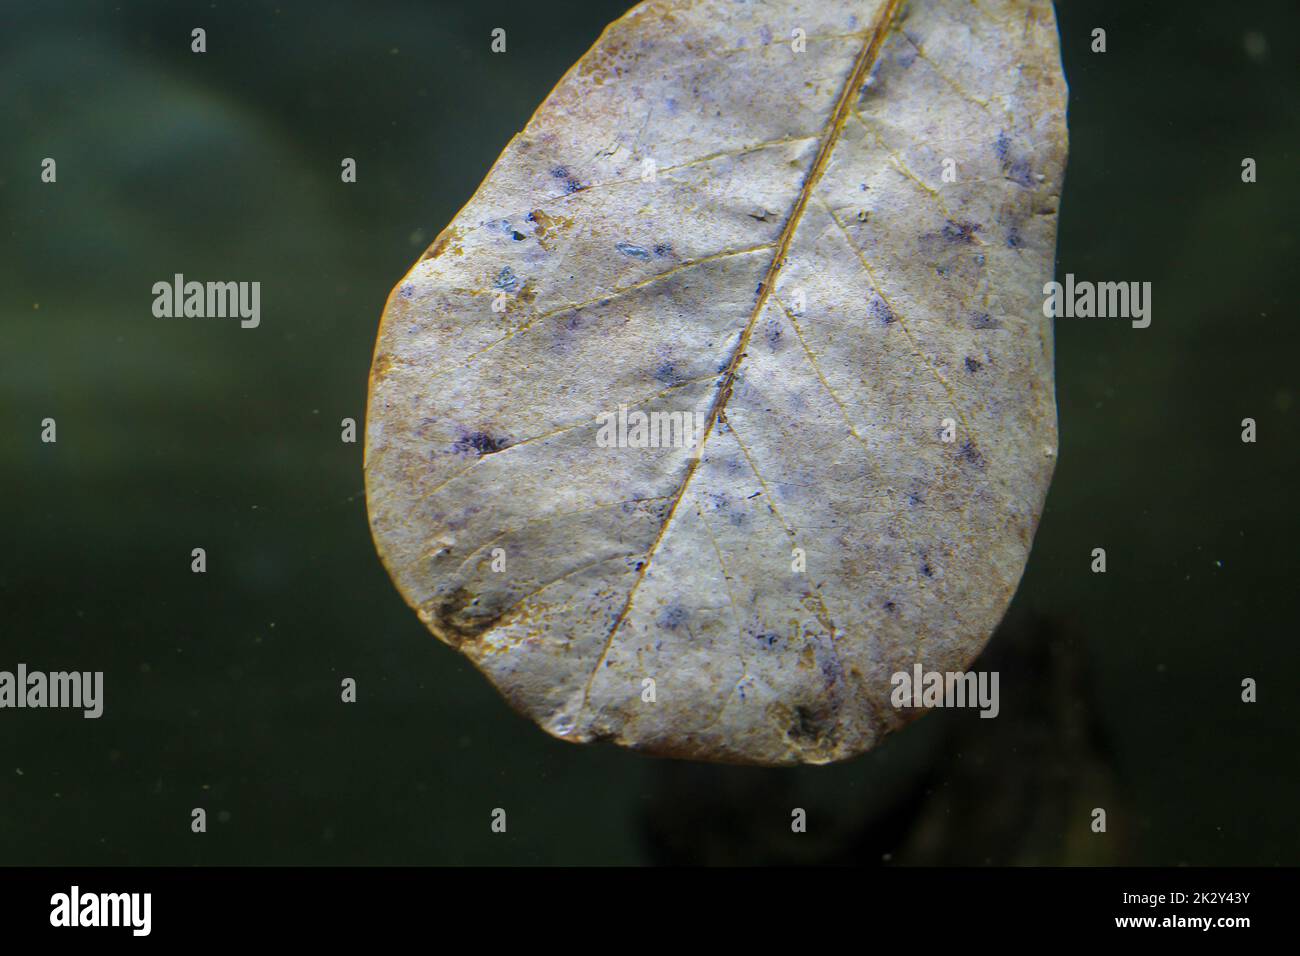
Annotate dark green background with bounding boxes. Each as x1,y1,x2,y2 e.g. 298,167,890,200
2,0,1296,865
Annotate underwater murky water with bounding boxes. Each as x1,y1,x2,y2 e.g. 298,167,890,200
1,0,1297,865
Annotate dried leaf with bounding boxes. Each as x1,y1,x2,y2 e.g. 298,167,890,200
365,0,1068,765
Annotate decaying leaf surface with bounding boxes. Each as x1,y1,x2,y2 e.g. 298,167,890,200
365,0,1068,765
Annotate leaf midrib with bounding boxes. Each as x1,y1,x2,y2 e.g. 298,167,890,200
581,0,904,707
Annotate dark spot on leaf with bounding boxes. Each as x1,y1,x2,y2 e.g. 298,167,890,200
658,605,688,630
787,704,835,745
550,165,586,194
942,219,981,244
1007,158,1034,188
993,132,1011,163
968,311,1001,330
870,295,896,326
653,362,682,385
494,267,521,292
453,430,511,457
964,356,982,373
427,587,506,646
993,134,1034,188
959,440,985,468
